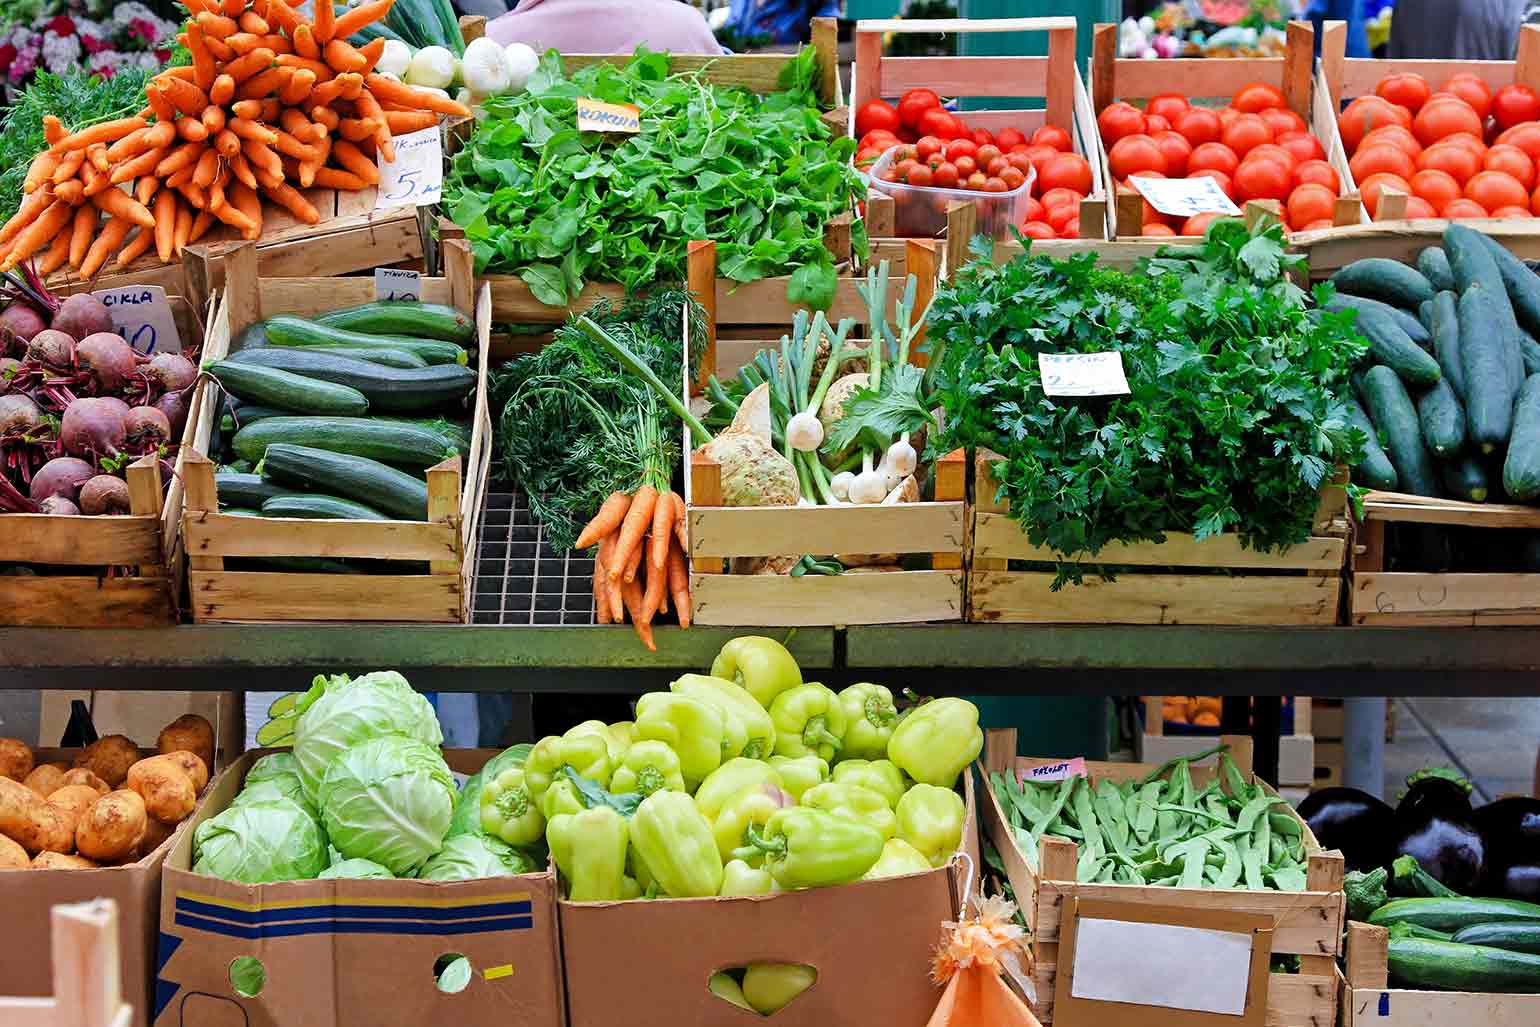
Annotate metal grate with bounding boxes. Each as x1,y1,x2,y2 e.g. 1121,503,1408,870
471,489,597,626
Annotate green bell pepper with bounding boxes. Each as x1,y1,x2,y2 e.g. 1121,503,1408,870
524,725,615,798
895,783,966,867
836,683,898,761
694,758,781,821
540,777,586,820
711,635,803,709
627,843,657,897
802,781,897,840
711,782,796,862
620,874,643,900
767,754,828,802
609,740,686,797
863,837,933,879
547,806,628,901
830,758,906,809
769,684,847,762
478,767,545,848
635,691,724,788
738,807,883,889
709,971,754,1012
887,697,982,788
742,963,817,1016
629,790,724,897
672,673,777,760
605,721,637,761
720,858,776,896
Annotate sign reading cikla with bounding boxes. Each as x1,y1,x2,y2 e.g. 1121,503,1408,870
576,97,641,134
1130,175,1242,218
1038,352,1131,397
376,126,443,209
91,285,182,355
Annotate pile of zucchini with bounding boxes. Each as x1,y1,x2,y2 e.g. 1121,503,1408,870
205,301,477,526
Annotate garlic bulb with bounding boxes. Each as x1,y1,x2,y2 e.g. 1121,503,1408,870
786,410,825,452
461,37,513,97
885,434,917,477
829,471,855,502
504,43,539,92
377,39,413,79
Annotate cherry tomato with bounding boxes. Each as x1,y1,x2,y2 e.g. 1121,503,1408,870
945,138,978,162
995,127,1028,149
1007,152,1034,175
918,107,964,140
855,100,902,138
879,169,900,183
1001,166,1027,190
972,128,995,147
895,158,919,179
932,161,960,189
915,136,944,162
1032,124,1073,151
954,155,978,178
897,89,942,130
986,156,1009,177
975,144,1003,167
983,176,1009,193
906,164,934,187
966,171,988,190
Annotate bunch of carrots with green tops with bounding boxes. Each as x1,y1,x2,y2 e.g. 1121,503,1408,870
574,484,691,651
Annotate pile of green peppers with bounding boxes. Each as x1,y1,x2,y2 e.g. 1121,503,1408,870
472,635,984,901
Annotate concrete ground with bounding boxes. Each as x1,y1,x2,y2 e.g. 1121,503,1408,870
1384,697,1540,802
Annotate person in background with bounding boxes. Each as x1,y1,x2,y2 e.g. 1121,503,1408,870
1305,0,1371,58
486,0,725,54
1389,0,1525,59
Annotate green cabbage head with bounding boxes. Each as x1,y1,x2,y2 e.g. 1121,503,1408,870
320,858,395,880
418,834,535,881
319,735,455,876
233,774,317,820
293,672,442,801
193,797,328,883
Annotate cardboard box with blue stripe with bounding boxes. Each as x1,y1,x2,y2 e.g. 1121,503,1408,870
153,750,563,1027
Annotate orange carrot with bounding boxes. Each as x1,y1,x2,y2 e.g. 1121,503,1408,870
595,533,624,621
192,148,220,189
308,73,356,109
671,491,688,552
202,104,228,136
337,117,377,143
223,48,276,85
330,139,379,185
265,0,303,35
365,74,471,117
229,152,257,190
313,0,335,42
0,189,52,245
144,84,177,123
577,492,632,550
277,54,334,82
640,551,666,623
280,67,315,106
108,148,166,188
173,198,194,255
165,166,195,190
207,167,229,213
224,32,264,55
231,99,264,120
79,215,131,278
177,116,210,142
209,75,236,107
53,180,84,205
593,564,613,624
238,10,269,34
159,78,212,119
293,23,319,59
23,152,59,193
81,163,114,198
259,33,293,55
262,181,320,224
37,227,70,275
86,144,110,175
183,0,212,13
322,38,366,74
195,11,238,38
204,34,235,63
229,118,279,145
135,176,159,206
310,105,340,131
52,116,149,155
155,141,206,178
229,181,262,239
4,200,74,269
242,137,283,180
163,66,198,82
42,115,64,145
337,73,364,101
176,181,208,210
273,129,322,162
333,0,395,39
186,21,215,91
667,540,691,628
649,488,674,575
251,161,284,190
215,129,242,159
210,197,257,235
356,37,385,75
188,208,216,244
306,166,363,190
295,136,330,187
221,0,243,15
91,188,156,228
114,226,153,269
51,150,85,185
385,109,437,135
619,576,655,650
145,121,178,150
237,66,288,100
610,484,657,584
104,127,150,163
280,107,322,143
67,202,96,268
152,189,176,264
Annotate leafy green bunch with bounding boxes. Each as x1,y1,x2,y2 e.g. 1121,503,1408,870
445,47,862,309
932,221,1366,585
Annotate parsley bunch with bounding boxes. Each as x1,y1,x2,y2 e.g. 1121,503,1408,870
932,221,1366,585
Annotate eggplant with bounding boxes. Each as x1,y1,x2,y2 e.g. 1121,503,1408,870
1473,798,1540,899
1399,768,1474,822
1298,787,1397,872
1494,864,1540,903
1394,772,1486,895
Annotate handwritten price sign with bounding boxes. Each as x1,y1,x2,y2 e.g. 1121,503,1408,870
375,268,422,302
91,285,182,355
576,97,641,134
376,127,443,210
1020,758,1088,783
1038,352,1131,397
1130,175,1241,218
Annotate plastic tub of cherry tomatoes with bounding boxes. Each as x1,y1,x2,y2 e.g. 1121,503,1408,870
865,143,1037,238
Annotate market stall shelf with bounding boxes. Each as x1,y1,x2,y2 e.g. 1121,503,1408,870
1341,921,1540,1027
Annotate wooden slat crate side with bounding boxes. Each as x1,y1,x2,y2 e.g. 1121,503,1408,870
1340,921,1540,1027
973,512,1347,569
187,570,463,624
1032,964,1338,1027
971,570,1342,625
689,569,962,626
690,503,964,560
0,516,162,567
0,576,174,629
185,511,460,562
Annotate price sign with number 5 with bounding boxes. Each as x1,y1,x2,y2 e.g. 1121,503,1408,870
377,128,443,209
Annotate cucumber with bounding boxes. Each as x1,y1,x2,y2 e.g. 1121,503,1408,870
1452,923,1540,955
232,416,459,468
260,443,429,520
1370,896,1540,933
1358,307,1442,387
1441,455,1489,502
1418,246,1455,292
1460,282,1518,452
314,301,476,344
1503,374,1540,501
309,347,428,369
215,472,300,510
263,315,468,366
228,404,290,426
262,494,389,520
1348,398,1399,490
1333,257,1437,309
1429,291,1465,400
228,347,476,414
1446,223,1506,294
1363,365,1440,496
1477,232,1540,339
1387,937,1540,992
1416,376,1466,458
1326,293,1431,347
205,360,369,416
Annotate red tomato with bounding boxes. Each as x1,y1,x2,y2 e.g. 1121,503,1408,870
1351,143,1417,183
1098,101,1146,145
1189,142,1240,176
1275,130,1326,165
1182,212,1224,236
1174,107,1223,147
1531,182,1540,214
915,136,944,162
1287,183,1336,230
1376,73,1432,113
906,164,934,187
1418,141,1482,185
995,127,1027,149
897,89,942,130
1142,222,1177,236
1440,131,1490,158
1061,217,1081,238
856,100,902,138
855,146,884,168
895,158,919,179
1046,203,1078,232
1233,158,1291,202
1109,134,1167,178
1144,113,1171,134
1038,153,1093,195
879,169,900,183
1299,219,1336,231
1467,169,1530,211
1260,107,1307,137
1008,143,1031,155
945,138,978,162
1020,220,1057,240
1031,124,1073,151
918,107,964,140
1359,172,1412,217
1493,83,1540,131
1443,197,1490,218
983,177,1009,193
1360,124,1423,157
975,144,1003,167
1498,121,1540,161
1147,94,1190,122
1340,95,1413,151
1001,166,1027,190
1020,196,1045,223
1292,159,1340,192
932,161,960,189
1402,196,1439,218
1410,168,1461,213
954,155,978,178
1440,73,1493,119
1222,113,1273,157
1007,152,1034,175
1153,131,1193,177
966,171,988,190
1414,97,1484,146
1024,143,1060,170
1189,168,1236,199
1246,144,1297,173
1040,187,1084,211
986,156,1009,177
1216,106,1241,130
972,128,995,148
1486,143,1537,188
1492,204,1533,218
1232,82,1287,113
859,129,900,152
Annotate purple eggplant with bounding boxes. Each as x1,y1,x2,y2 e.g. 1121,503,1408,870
1394,771,1486,895
1298,787,1396,872
1473,797,1540,900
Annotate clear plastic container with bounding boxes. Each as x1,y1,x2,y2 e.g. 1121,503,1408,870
864,145,1036,239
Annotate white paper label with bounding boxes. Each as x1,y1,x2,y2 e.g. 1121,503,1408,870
1038,352,1131,397
1130,175,1242,218
1021,758,1087,783
92,285,182,355
576,97,641,134
377,127,443,209
1071,918,1254,1015
375,267,422,302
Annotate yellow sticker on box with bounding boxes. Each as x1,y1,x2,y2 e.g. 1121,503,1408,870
484,964,514,981
577,97,641,134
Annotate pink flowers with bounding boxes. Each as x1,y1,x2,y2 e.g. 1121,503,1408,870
0,3,177,97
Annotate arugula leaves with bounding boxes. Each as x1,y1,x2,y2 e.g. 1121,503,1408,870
445,47,862,307
932,222,1366,586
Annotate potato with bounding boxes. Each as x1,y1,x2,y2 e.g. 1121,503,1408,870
153,750,209,794
136,815,175,858
0,832,26,869
158,715,214,776
46,783,103,840
23,763,68,798
0,779,73,854
0,737,33,781
32,851,97,870
60,767,110,795
126,756,196,824
75,790,147,862
74,735,139,788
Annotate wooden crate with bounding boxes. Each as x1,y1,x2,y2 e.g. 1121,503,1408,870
1296,22,1540,267
1141,697,1317,787
981,728,1345,1027
179,240,490,624
851,16,1110,258
1342,921,1540,1027
681,239,964,626
0,900,134,1027
1091,20,1355,241
964,448,1351,624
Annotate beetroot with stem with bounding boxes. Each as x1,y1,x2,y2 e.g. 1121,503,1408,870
29,456,93,503
0,356,21,385
51,294,111,343
0,302,45,357
123,405,170,452
60,396,127,459
153,389,188,440
75,333,137,394
27,330,75,370
146,353,196,392
78,474,131,515
38,495,78,515
0,393,40,436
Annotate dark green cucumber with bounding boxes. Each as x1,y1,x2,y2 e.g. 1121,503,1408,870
1429,291,1465,400
1460,282,1518,452
205,360,369,416
1522,331,1540,376
1452,923,1540,955
1370,896,1540,933
1326,293,1431,346
1348,398,1399,490
1446,223,1506,294
314,301,476,344
1441,455,1489,502
1333,257,1436,308
1416,376,1466,458
1387,937,1540,992
260,443,429,520
228,347,475,414
262,315,468,366
1358,307,1442,386
1363,365,1440,496
1418,246,1455,293
1477,232,1540,339
232,416,459,468
215,473,300,510
261,494,389,520
1503,375,1540,501
309,347,428,369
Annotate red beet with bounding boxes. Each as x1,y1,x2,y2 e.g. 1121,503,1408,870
60,396,127,458
27,329,74,369
0,356,19,384
0,393,40,435
146,352,196,392
0,302,45,356
29,456,93,502
123,405,171,450
152,389,188,439
78,474,131,515
75,333,137,393
38,495,79,515
52,294,112,343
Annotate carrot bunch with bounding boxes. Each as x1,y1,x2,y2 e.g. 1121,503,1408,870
0,0,469,276
575,485,691,651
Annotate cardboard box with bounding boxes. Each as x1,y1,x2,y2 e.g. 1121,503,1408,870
0,748,198,1027
153,749,564,1027
560,771,977,1027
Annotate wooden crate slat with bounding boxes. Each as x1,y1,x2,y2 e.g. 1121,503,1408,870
562,53,800,95
1352,572,1540,624
254,278,455,322
1363,493,1540,528
1344,988,1540,1027
1110,57,1286,101
185,513,459,562
0,516,162,566
0,576,173,628
878,56,1049,99
973,512,1346,569
971,570,1341,625
189,571,463,623
690,570,962,626
690,503,963,560
1032,964,1336,1027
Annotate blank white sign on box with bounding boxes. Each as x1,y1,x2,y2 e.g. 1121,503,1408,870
1070,918,1254,1015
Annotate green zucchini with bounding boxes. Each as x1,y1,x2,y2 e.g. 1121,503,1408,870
1394,855,1463,899
1348,398,1398,490
1326,293,1431,347
1333,258,1436,309
314,301,476,344
205,360,369,416
232,416,459,468
1387,937,1540,992
215,473,300,510
227,347,475,414
233,321,269,352
261,494,389,520
1416,376,1466,458
1399,923,1457,942
1503,374,1540,501
1363,365,1440,496
1441,455,1489,502
260,443,429,520
263,315,468,366
1429,291,1465,400
309,346,428,369
1358,307,1442,387
1418,246,1455,293
228,404,290,426
1452,923,1540,955
1459,282,1518,452
1370,896,1540,933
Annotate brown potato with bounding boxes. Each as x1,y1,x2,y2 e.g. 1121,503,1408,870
136,815,175,858
0,737,33,781
158,715,214,776
23,763,68,798
47,784,102,821
60,767,110,796
74,735,139,788
0,779,73,854
32,851,97,870
0,832,26,869
126,756,196,824
153,750,209,794
75,790,147,862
